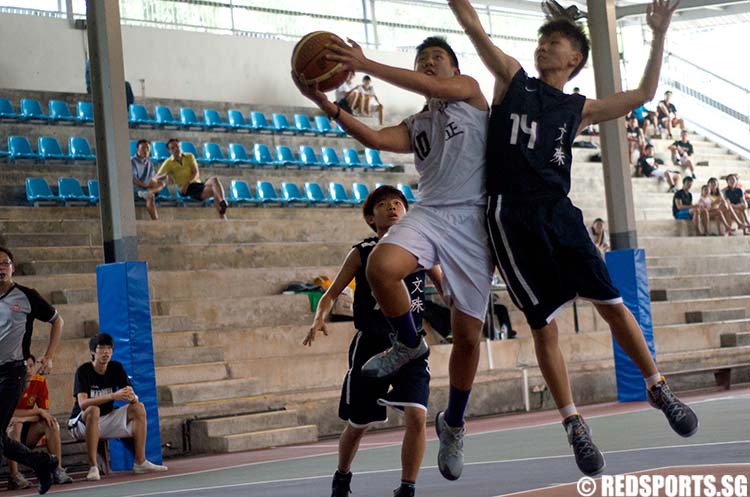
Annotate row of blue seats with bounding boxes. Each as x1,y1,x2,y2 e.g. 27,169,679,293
3,135,393,170
0,98,347,137
25,177,418,207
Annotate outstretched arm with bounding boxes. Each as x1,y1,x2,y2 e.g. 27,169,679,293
580,0,680,130
448,0,521,102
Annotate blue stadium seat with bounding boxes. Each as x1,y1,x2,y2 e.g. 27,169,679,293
68,137,96,163
280,182,310,206
320,147,344,170
154,106,179,128
179,141,200,160
342,148,366,169
275,145,302,168
250,111,275,133
76,101,94,124
58,177,92,204
8,136,37,163
151,141,170,162
328,182,357,206
272,113,296,134
298,145,324,169
294,114,319,135
228,180,259,206
87,179,100,204
253,144,279,168
179,107,203,130
156,186,181,205
20,99,49,122
334,122,348,136
397,183,418,204
304,182,332,206
352,182,370,204
26,178,60,205
202,143,234,167
203,109,231,132
128,104,156,127
227,110,254,132
314,115,339,136
256,180,283,204
130,140,137,158
228,143,256,167
48,100,77,124
365,148,394,169
37,137,68,163
0,98,19,121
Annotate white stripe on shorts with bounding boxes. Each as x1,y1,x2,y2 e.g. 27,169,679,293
345,331,363,405
493,196,539,306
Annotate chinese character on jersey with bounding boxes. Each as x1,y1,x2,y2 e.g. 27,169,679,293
410,277,423,295
410,297,424,313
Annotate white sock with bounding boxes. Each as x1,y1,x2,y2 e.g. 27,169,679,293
559,403,578,419
645,373,662,388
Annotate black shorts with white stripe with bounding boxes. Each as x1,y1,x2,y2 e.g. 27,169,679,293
338,330,430,427
486,195,621,330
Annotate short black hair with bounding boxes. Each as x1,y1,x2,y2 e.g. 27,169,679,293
0,246,13,263
362,185,408,232
26,353,36,363
136,139,150,147
645,144,654,149
166,138,180,147
593,218,604,223
416,36,459,70
89,332,114,352
683,176,694,184
362,75,371,82
538,18,590,80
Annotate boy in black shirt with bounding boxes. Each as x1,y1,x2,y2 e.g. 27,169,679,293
657,90,685,139
68,333,167,481
636,144,680,191
668,130,695,178
723,174,750,232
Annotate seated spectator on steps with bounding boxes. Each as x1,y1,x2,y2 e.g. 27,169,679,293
657,90,685,139
5,354,73,490
628,103,657,138
636,144,680,192
626,117,645,164
672,177,703,234
155,138,228,219
357,75,384,125
668,130,696,179
68,333,167,481
131,139,165,221
334,72,359,115
723,174,750,234
697,184,734,236
708,176,749,233
588,218,610,256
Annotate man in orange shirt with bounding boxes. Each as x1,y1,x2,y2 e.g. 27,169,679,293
6,355,73,489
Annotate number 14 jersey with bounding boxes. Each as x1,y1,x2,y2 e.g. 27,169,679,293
404,98,488,207
487,69,585,201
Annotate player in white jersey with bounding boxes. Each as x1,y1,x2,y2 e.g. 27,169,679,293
293,36,493,482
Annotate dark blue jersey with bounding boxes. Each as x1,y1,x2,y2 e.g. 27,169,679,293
487,69,585,201
353,237,424,334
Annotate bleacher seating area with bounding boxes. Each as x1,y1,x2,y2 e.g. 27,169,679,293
2,88,750,479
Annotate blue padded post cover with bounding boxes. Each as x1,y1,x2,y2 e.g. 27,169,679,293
96,262,163,469
605,248,656,402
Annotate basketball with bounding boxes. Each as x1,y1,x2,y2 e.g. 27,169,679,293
291,31,350,92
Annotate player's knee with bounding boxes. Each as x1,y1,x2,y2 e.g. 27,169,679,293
596,302,627,323
129,402,147,418
83,405,100,421
403,407,426,430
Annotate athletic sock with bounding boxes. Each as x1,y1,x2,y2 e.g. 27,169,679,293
645,373,662,389
559,403,578,419
386,311,419,347
444,386,471,427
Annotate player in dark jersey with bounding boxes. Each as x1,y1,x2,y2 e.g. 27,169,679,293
304,186,443,497
450,0,698,477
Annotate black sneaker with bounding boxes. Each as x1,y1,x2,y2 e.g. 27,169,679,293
563,415,605,476
331,470,352,497
647,378,699,437
393,483,415,497
35,454,57,495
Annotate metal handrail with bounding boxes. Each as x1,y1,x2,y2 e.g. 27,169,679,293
666,51,749,94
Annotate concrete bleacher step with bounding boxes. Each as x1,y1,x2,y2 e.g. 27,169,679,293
0,232,92,247
201,425,319,453
32,302,97,339
152,315,192,333
648,254,750,276
641,236,750,255
15,273,96,301
647,266,679,277
156,361,229,386
158,377,260,406
685,308,746,324
650,272,750,298
50,287,96,305
15,259,100,275
13,245,103,261
650,287,711,301
228,353,350,393
192,409,300,438
651,295,750,325
720,332,750,348
154,346,224,366
153,330,202,350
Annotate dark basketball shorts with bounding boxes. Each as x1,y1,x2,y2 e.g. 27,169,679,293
339,330,430,427
486,195,622,330
184,182,206,200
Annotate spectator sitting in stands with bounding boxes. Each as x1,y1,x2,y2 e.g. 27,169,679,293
154,138,228,219
6,354,73,490
708,176,748,233
635,144,680,192
67,333,167,481
657,90,685,139
626,117,645,164
672,177,703,234
357,75,384,125
723,174,750,234
131,139,165,221
697,184,734,236
334,72,359,115
668,130,696,179
588,218,610,256
628,104,657,138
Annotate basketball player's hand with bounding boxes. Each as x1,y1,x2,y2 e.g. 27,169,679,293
304,318,328,346
291,71,328,106
325,38,368,72
646,0,680,34
37,355,53,375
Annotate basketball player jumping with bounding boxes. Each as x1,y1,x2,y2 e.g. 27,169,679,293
449,0,697,477
292,36,493,482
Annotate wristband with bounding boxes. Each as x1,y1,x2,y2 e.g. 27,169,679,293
332,103,341,121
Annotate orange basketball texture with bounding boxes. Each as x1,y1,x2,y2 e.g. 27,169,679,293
292,31,350,92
